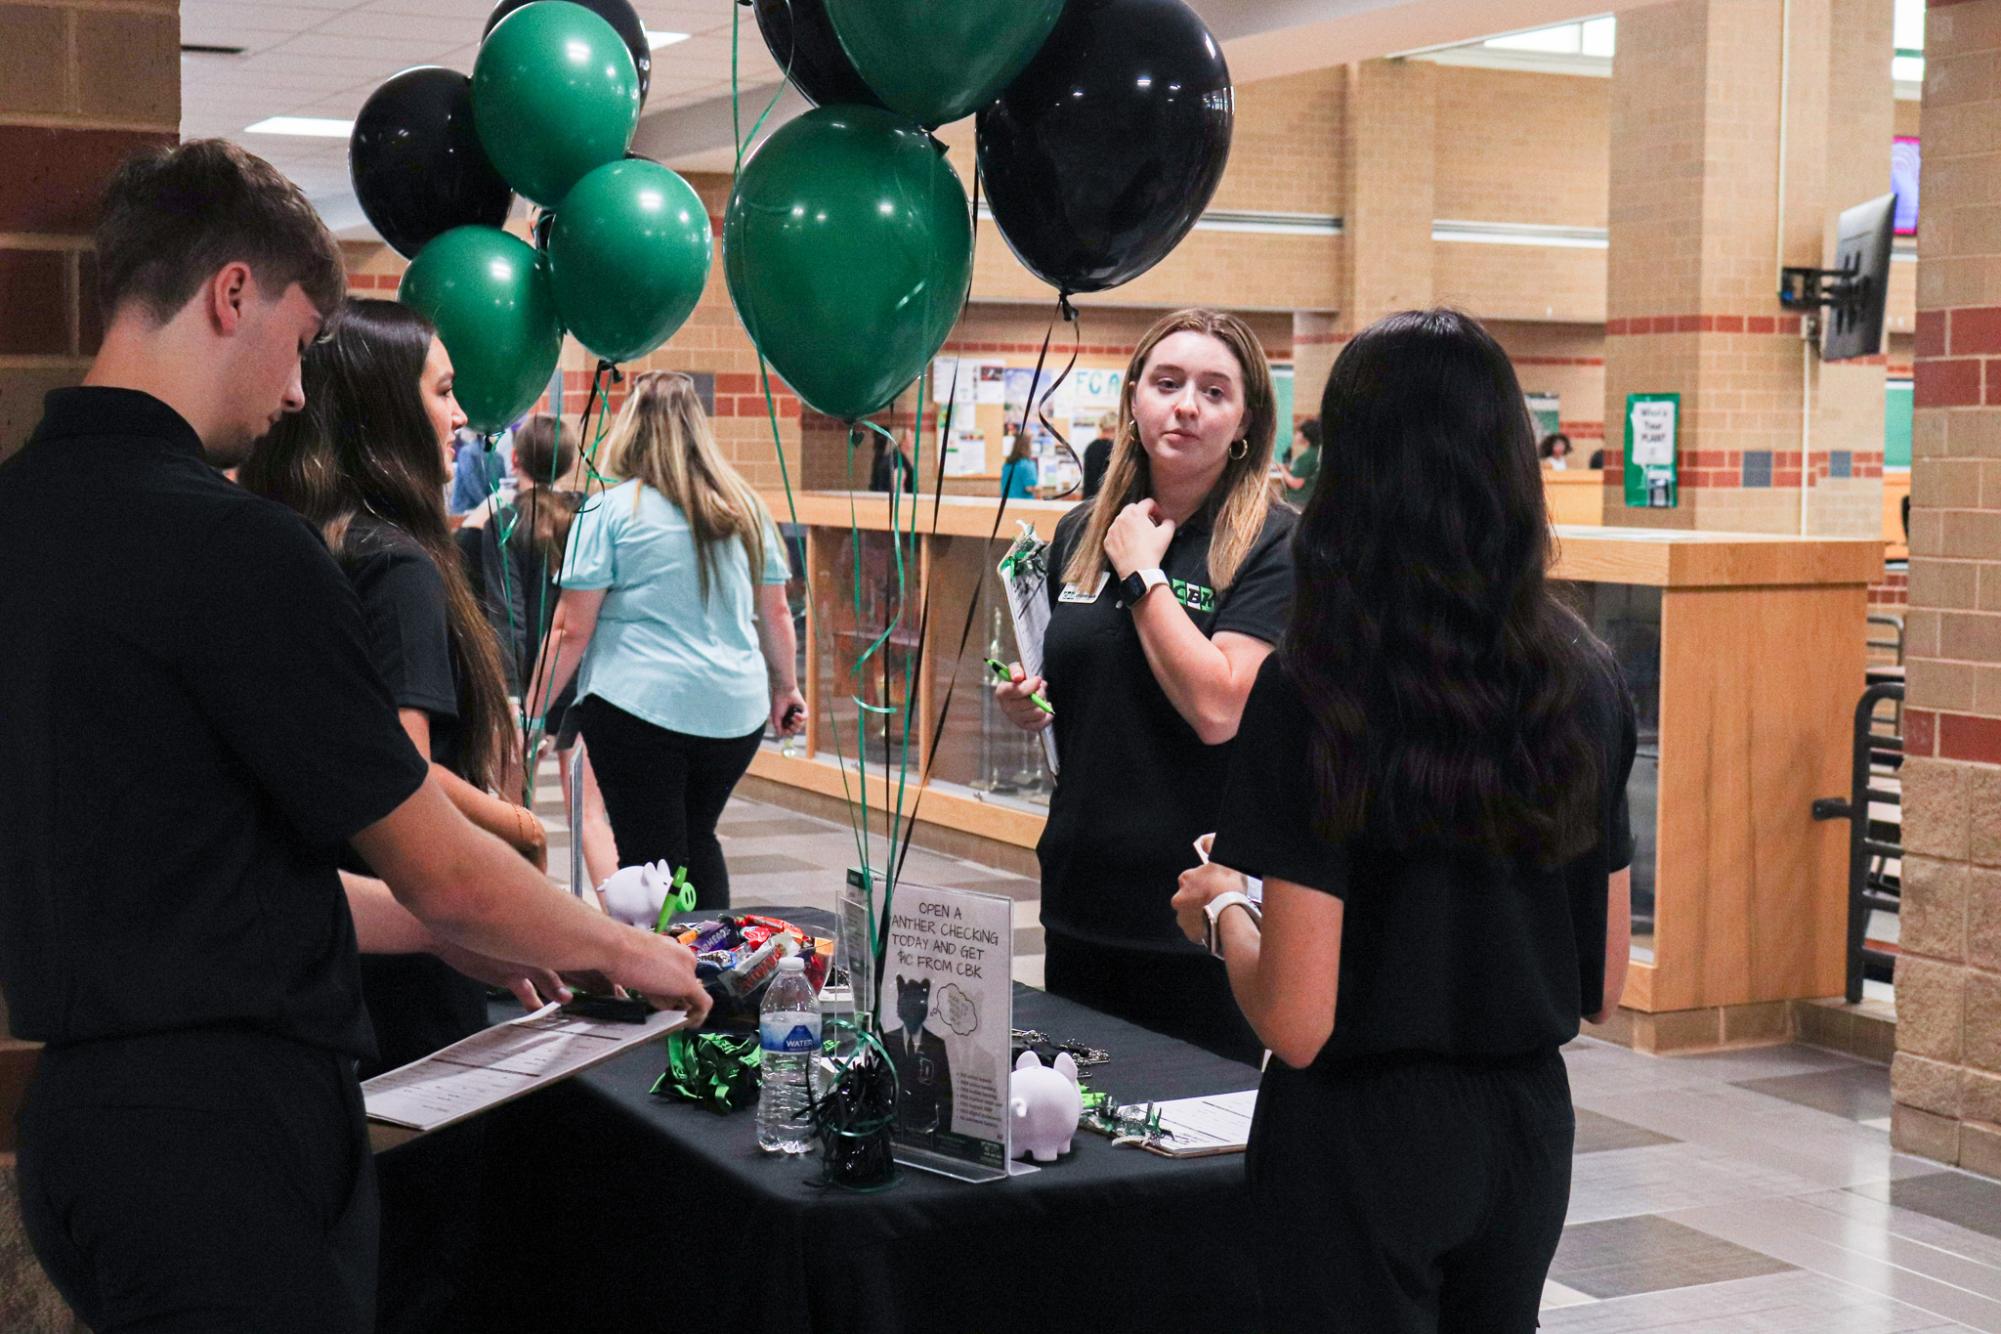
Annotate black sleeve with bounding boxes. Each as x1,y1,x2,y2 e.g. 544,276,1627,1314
1208,658,1352,898
184,504,429,848
347,543,461,721
1211,508,1295,645
1083,440,1109,498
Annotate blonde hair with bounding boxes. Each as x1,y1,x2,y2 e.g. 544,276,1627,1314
599,371,771,601
1061,309,1279,592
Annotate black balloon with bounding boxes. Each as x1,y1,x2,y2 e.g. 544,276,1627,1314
350,66,514,261
483,0,652,105
752,0,884,109
976,0,1233,295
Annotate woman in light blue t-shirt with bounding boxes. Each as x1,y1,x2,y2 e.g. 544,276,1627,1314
527,372,806,908
1000,431,1040,500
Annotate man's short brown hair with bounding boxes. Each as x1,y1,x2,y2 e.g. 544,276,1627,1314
95,138,346,325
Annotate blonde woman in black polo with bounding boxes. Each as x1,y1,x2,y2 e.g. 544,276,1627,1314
996,308,1293,1064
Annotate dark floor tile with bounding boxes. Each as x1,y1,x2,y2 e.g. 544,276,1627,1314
729,853,823,876
1859,1172,2001,1243
1549,1215,1792,1299
1573,1108,1678,1155
1735,1064,1893,1123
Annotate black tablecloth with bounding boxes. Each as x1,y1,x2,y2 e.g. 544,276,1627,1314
458,908,1264,1334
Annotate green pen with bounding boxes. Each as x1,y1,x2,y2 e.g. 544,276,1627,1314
985,658,1054,715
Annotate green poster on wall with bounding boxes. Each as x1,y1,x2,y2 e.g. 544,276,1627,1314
1526,392,1561,443
1623,393,1679,509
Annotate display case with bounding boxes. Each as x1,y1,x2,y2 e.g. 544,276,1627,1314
757,491,1884,1024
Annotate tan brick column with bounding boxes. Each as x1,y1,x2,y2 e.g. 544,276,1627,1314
1600,0,1889,534
1894,0,2001,1181
1339,58,1434,333
0,0,179,458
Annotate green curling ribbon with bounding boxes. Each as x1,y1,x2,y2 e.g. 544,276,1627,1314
653,1031,762,1115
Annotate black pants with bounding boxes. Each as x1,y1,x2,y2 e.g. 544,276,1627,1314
1248,1050,1574,1333
575,696,764,911
18,1029,377,1333
1043,930,1266,1066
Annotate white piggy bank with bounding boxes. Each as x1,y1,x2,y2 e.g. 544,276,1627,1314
1010,1050,1082,1163
598,860,675,927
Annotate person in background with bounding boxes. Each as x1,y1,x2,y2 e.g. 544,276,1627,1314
1173,309,1635,1331
1587,445,1606,469
871,429,915,494
457,414,621,891
995,308,1292,1064
240,298,553,1331
449,424,511,516
1540,430,1574,470
2,137,708,1334
1001,430,1040,500
1081,409,1119,498
527,371,807,910
1280,417,1321,497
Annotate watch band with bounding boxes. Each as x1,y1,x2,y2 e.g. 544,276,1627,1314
1203,890,1261,959
1121,567,1168,606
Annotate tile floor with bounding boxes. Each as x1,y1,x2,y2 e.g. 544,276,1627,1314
542,784,2001,1332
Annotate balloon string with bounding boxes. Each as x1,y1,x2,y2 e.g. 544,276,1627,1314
891,292,1066,889
1038,298,1086,500
730,1,884,958
522,360,616,754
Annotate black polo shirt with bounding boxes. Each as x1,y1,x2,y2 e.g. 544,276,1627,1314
1037,499,1296,952
0,388,430,1059
1210,648,1637,1068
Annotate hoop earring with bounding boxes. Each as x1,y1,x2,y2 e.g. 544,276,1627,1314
1229,438,1249,461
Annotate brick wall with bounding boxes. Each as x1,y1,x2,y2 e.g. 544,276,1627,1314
1894,0,2001,1181
1433,66,1609,229
0,0,180,459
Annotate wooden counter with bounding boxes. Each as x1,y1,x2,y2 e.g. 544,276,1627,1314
766,489,1882,1027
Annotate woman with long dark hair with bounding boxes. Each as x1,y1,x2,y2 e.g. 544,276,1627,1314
1172,309,1635,1330
240,298,548,1332
995,308,1293,1064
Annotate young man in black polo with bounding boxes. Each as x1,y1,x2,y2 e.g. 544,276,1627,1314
0,139,712,1333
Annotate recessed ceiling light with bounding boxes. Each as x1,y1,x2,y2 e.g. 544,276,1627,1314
645,29,689,49
244,116,354,137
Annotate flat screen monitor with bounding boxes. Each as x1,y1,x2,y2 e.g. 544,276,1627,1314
1823,192,1896,363
1892,136,1920,236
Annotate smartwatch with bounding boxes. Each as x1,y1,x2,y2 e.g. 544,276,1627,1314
1121,567,1169,605
1203,890,1261,959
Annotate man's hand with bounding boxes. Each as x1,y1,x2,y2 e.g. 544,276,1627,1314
1173,861,1249,947
435,942,572,1011
610,930,714,1026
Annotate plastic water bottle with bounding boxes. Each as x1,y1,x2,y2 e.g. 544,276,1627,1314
757,957,821,1154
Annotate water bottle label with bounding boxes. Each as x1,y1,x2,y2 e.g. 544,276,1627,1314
762,1017,821,1054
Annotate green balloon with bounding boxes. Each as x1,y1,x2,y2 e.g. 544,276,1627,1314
473,1,640,209
548,159,712,364
398,225,563,434
725,105,972,422
825,0,1065,128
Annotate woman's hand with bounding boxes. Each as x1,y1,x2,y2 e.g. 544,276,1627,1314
1104,500,1175,579
770,687,808,737
1173,861,1249,946
994,661,1053,733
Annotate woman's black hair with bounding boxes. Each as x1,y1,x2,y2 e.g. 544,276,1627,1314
240,299,512,790
1539,431,1573,459
1286,308,1602,867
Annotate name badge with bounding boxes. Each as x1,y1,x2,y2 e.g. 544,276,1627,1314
1059,572,1111,605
